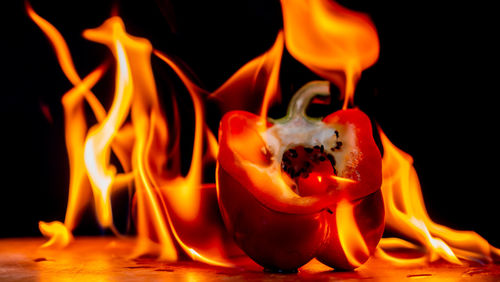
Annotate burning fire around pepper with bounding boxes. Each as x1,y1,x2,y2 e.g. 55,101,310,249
25,0,499,272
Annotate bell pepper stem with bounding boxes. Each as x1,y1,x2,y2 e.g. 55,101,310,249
284,81,331,122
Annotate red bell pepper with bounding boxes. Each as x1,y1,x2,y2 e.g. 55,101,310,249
216,81,384,271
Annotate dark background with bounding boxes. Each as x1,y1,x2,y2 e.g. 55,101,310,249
6,0,499,247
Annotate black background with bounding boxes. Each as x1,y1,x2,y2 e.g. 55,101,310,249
6,0,499,247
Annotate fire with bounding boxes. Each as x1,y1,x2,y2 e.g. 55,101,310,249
39,221,72,248
376,129,500,265
27,4,232,266
336,199,369,268
281,0,379,109
27,0,498,270
210,31,284,123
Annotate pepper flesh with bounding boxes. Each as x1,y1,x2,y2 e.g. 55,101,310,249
216,81,384,271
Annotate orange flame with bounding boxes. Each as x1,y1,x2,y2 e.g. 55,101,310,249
377,128,500,265
280,0,379,109
27,4,108,244
28,4,233,266
39,221,73,248
210,31,284,120
82,19,136,228
337,199,370,268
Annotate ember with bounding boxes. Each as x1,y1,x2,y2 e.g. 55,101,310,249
8,0,499,277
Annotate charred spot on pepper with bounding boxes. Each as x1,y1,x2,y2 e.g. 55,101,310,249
281,145,336,192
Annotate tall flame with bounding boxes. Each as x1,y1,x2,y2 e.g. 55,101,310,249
27,2,109,242
27,5,233,266
82,19,136,228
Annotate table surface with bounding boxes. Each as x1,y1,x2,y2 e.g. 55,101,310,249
1,237,499,281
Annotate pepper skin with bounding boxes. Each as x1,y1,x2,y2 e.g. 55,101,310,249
216,81,384,271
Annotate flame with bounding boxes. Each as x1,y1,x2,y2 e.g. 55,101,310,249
330,175,357,184
27,4,108,243
211,0,379,115
258,31,284,125
280,0,379,109
26,3,107,120
82,20,135,228
377,128,500,265
210,31,284,118
39,221,73,248
28,4,233,266
337,199,370,268
152,50,204,222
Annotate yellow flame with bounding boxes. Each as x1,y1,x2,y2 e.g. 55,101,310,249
28,4,105,245
82,18,180,260
336,199,370,267
40,61,107,246
27,6,212,262
378,127,500,264
81,18,135,228
39,221,73,248
329,175,357,184
61,63,109,229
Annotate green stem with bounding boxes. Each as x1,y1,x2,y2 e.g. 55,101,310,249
281,81,331,122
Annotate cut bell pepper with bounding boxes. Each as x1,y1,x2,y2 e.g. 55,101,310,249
217,81,384,271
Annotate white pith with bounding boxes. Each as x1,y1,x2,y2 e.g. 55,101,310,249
262,117,353,184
